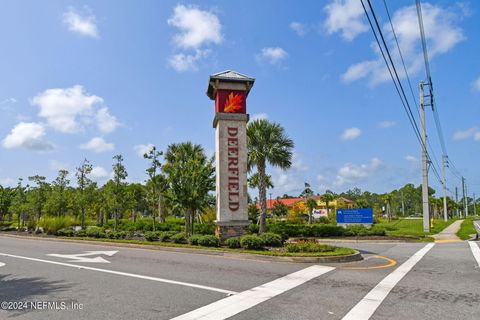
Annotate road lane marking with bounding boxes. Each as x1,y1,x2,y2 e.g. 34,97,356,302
0,252,236,295
344,255,397,270
169,265,335,320
0,262,5,267
341,243,435,320
47,250,118,263
468,241,480,268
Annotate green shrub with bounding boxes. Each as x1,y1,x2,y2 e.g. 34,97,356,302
248,224,259,234
74,229,86,237
144,231,159,241
189,234,203,245
86,226,104,238
57,228,74,237
194,223,216,235
240,235,265,250
285,242,336,253
259,232,283,247
197,235,219,247
171,232,187,244
158,231,177,242
225,237,241,248
38,216,77,235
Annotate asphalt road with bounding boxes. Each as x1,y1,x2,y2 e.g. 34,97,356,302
0,235,479,320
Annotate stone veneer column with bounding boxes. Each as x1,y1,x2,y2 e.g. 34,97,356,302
213,113,249,241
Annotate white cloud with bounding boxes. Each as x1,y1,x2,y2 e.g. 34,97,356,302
49,160,69,171
452,127,478,140
405,155,418,162
475,132,480,141
167,5,222,72
472,77,480,91
90,166,110,180
340,127,362,140
2,122,53,150
0,178,16,187
134,143,154,158
258,47,288,64
250,113,268,122
96,107,119,134
324,0,367,41
80,137,114,153
31,85,118,134
168,49,210,72
290,22,307,36
341,3,465,85
168,4,222,49
0,97,16,105
378,120,396,129
63,7,99,38
334,157,383,186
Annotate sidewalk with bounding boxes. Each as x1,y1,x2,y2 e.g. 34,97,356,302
432,220,463,243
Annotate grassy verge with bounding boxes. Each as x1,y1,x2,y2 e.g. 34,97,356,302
376,218,456,238
456,218,477,240
56,236,355,257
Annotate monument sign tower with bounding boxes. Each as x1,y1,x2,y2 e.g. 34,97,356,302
206,70,255,241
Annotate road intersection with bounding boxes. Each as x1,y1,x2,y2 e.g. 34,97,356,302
1,235,479,320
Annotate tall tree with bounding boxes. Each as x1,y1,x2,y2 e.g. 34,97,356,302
163,142,215,237
305,198,317,224
247,119,294,233
47,169,70,217
111,154,128,230
27,175,48,223
144,146,167,227
11,179,28,227
0,185,13,222
76,159,92,229
320,191,335,216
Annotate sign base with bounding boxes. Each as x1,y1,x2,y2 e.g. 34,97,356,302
215,220,249,242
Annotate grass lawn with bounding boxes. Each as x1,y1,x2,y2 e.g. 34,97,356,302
376,218,456,238
456,218,479,240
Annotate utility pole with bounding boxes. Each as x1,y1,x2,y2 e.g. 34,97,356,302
474,193,477,216
441,155,448,221
462,177,467,217
420,81,430,232
465,182,469,217
455,186,459,217
401,191,405,217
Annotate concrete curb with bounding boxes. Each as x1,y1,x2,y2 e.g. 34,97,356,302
0,233,362,264
290,237,417,244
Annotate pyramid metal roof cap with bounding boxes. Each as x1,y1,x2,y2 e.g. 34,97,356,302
207,70,255,99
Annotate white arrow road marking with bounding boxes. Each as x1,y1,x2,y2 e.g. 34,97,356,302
0,252,236,295
342,243,435,320
468,241,480,268
169,265,335,320
0,262,5,267
47,250,118,263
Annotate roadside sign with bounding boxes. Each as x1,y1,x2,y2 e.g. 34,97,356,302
336,208,373,225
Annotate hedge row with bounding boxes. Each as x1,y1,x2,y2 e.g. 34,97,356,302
267,223,385,238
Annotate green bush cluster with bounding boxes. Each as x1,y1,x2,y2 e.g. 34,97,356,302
171,233,187,244
38,216,77,235
225,237,241,248
259,232,283,247
267,222,386,238
193,223,216,235
285,242,336,253
189,234,218,247
56,228,75,237
86,226,105,238
240,235,265,250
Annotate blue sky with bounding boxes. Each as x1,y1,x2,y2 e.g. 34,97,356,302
0,0,479,199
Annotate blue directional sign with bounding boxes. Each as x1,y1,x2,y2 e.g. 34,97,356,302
336,208,373,224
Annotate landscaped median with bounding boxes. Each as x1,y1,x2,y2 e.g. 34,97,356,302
0,230,361,263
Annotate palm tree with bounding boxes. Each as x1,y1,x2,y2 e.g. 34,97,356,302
320,191,335,216
383,193,393,221
163,142,215,237
305,198,317,224
247,119,294,233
